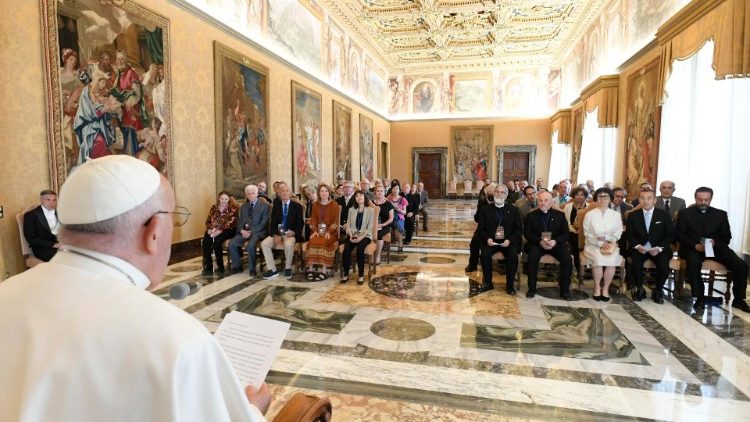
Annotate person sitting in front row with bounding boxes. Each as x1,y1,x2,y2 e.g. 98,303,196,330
261,182,304,280
342,190,375,285
201,191,238,275
23,189,61,262
305,184,340,280
477,184,523,295
676,186,749,312
228,185,270,277
372,185,394,265
523,191,573,300
583,188,624,302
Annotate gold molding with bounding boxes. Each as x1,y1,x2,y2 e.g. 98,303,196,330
656,0,724,44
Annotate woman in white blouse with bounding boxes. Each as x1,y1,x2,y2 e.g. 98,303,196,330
583,187,623,302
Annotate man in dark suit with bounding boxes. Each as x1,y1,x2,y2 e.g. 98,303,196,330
610,187,633,223
625,188,674,303
655,180,686,222
523,191,573,300
260,182,304,280
466,184,494,272
417,182,429,231
228,184,270,276
478,185,523,294
514,186,537,219
404,184,420,245
336,180,356,243
676,187,749,312
23,190,60,262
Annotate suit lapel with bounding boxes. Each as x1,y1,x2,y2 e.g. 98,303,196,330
36,207,51,232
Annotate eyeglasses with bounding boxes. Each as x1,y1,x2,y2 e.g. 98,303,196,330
596,195,610,199
145,206,191,227
614,194,625,198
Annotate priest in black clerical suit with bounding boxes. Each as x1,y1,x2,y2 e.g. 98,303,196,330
625,189,673,303
523,191,573,300
675,187,749,312
477,185,522,294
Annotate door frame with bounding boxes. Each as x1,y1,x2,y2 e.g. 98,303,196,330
496,145,537,183
412,147,447,198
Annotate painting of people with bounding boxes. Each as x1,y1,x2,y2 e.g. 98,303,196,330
333,101,352,183
292,81,323,192
451,126,492,182
412,81,436,113
624,58,661,198
359,115,374,181
42,0,172,189
268,0,321,70
365,67,387,111
214,43,269,199
326,19,345,86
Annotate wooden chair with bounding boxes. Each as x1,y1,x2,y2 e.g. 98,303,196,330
447,180,458,199
16,206,44,269
637,257,684,297
701,259,733,304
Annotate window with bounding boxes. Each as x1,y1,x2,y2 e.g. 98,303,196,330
576,108,616,187
548,130,571,187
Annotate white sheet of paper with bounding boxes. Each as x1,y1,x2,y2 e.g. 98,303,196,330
214,311,291,389
704,239,715,258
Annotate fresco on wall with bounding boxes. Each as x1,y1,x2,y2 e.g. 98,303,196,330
365,66,387,111
624,58,661,198
333,101,352,183
268,0,321,71
348,43,364,96
412,81,438,113
42,0,173,190
451,126,492,182
326,19,345,86
450,78,489,113
499,73,538,113
291,81,323,192
214,42,269,199
359,114,374,181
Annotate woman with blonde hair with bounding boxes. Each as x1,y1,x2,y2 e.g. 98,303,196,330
305,183,340,280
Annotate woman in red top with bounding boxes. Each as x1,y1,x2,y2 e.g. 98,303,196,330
202,191,239,275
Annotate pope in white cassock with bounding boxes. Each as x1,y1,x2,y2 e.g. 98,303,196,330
0,155,270,421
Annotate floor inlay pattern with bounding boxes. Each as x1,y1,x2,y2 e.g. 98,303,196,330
162,199,750,421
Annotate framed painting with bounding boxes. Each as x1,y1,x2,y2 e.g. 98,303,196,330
450,125,492,182
41,0,173,191
624,57,662,199
571,106,584,184
291,81,322,192
214,42,270,199
359,114,374,181
332,101,352,184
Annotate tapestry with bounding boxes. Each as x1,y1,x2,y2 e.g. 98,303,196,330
332,101,352,183
359,114,374,181
291,81,322,192
450,126,492,182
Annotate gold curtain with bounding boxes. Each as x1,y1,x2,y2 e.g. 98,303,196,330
549,109,571,144
657,0,750,101
579,75,619,128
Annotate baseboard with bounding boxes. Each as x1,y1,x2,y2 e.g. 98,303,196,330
169,238,202,265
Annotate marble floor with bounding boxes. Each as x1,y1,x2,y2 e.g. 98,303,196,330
161,200,750,421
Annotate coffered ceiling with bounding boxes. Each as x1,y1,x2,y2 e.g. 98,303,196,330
323,0,607,73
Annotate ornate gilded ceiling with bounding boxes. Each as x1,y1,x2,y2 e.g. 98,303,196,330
323,0,607,73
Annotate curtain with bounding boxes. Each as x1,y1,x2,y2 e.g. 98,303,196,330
548,130,571,188
659,40,750,253
576,108,616,187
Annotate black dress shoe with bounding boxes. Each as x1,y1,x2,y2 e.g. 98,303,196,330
464,265,477,272
693,298,705,311
633,288,646,301
229,267,243,275
561,292,573,301
593,295,602,302
600,295,610,302
526,290,536,298
652,294,664,304
506,288,517,296
732,300,750,312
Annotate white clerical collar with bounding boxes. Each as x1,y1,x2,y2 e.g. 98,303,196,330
494,202,504,208
42,206,56,216
54,245,151,289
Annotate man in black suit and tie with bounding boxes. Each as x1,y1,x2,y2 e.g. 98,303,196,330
336,180,356,243
260,182,304,280
228,184,270,276
478,185,523,294
23,190,60,262
625,188,673,303
676,187,749,312
523,191,573,300
655,180,686,222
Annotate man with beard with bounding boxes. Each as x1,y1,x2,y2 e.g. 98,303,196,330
676,187,749,312
477,185,522,294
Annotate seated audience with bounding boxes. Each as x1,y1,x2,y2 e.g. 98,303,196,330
676,186,749,312
300,185,316,242
631,182,652,207
507,180,521,203
336,181,356,242
535,177,545,190
305,184,340,280
404,183,420,245
373,185,394,265
388,185,408,253
466,183,495,272
515,185,537,219
201,191,238,275
23,189,60,262
477,184,523,294
625,188,673,303
610,187,633,223
342,190,375,285
523,191,573,300
563,187,589,279
417,182,429,231
261,182,304,280
360,179,374,201
656,180,686,221
229,184,270,276
583,188,624,302
585,180,595,195
257,180,270,203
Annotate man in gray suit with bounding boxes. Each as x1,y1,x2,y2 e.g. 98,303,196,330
610,187,633,223
514,185,537,219
656,180,686,221
417,182,429,231
229,184,270,276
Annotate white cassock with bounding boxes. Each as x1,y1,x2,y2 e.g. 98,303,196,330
0,247,266,422
583,208,624,267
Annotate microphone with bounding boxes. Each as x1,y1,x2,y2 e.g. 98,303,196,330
169,281,202,300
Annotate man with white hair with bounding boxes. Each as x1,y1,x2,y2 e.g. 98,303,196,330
229,184,270,276
655,180,685,221
477,184,523,294
0,156,271,420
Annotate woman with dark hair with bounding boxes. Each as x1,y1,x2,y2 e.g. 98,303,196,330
583,187,623,301
387,185,408,253
202,191,239,275
372,184,394,264
305,184,340,280
564,186,589,279
390,179,401,192
342,190,374,285
300,185,316,242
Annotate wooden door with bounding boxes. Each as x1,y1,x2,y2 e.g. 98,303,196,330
417,153,442,199
502,152,530,183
